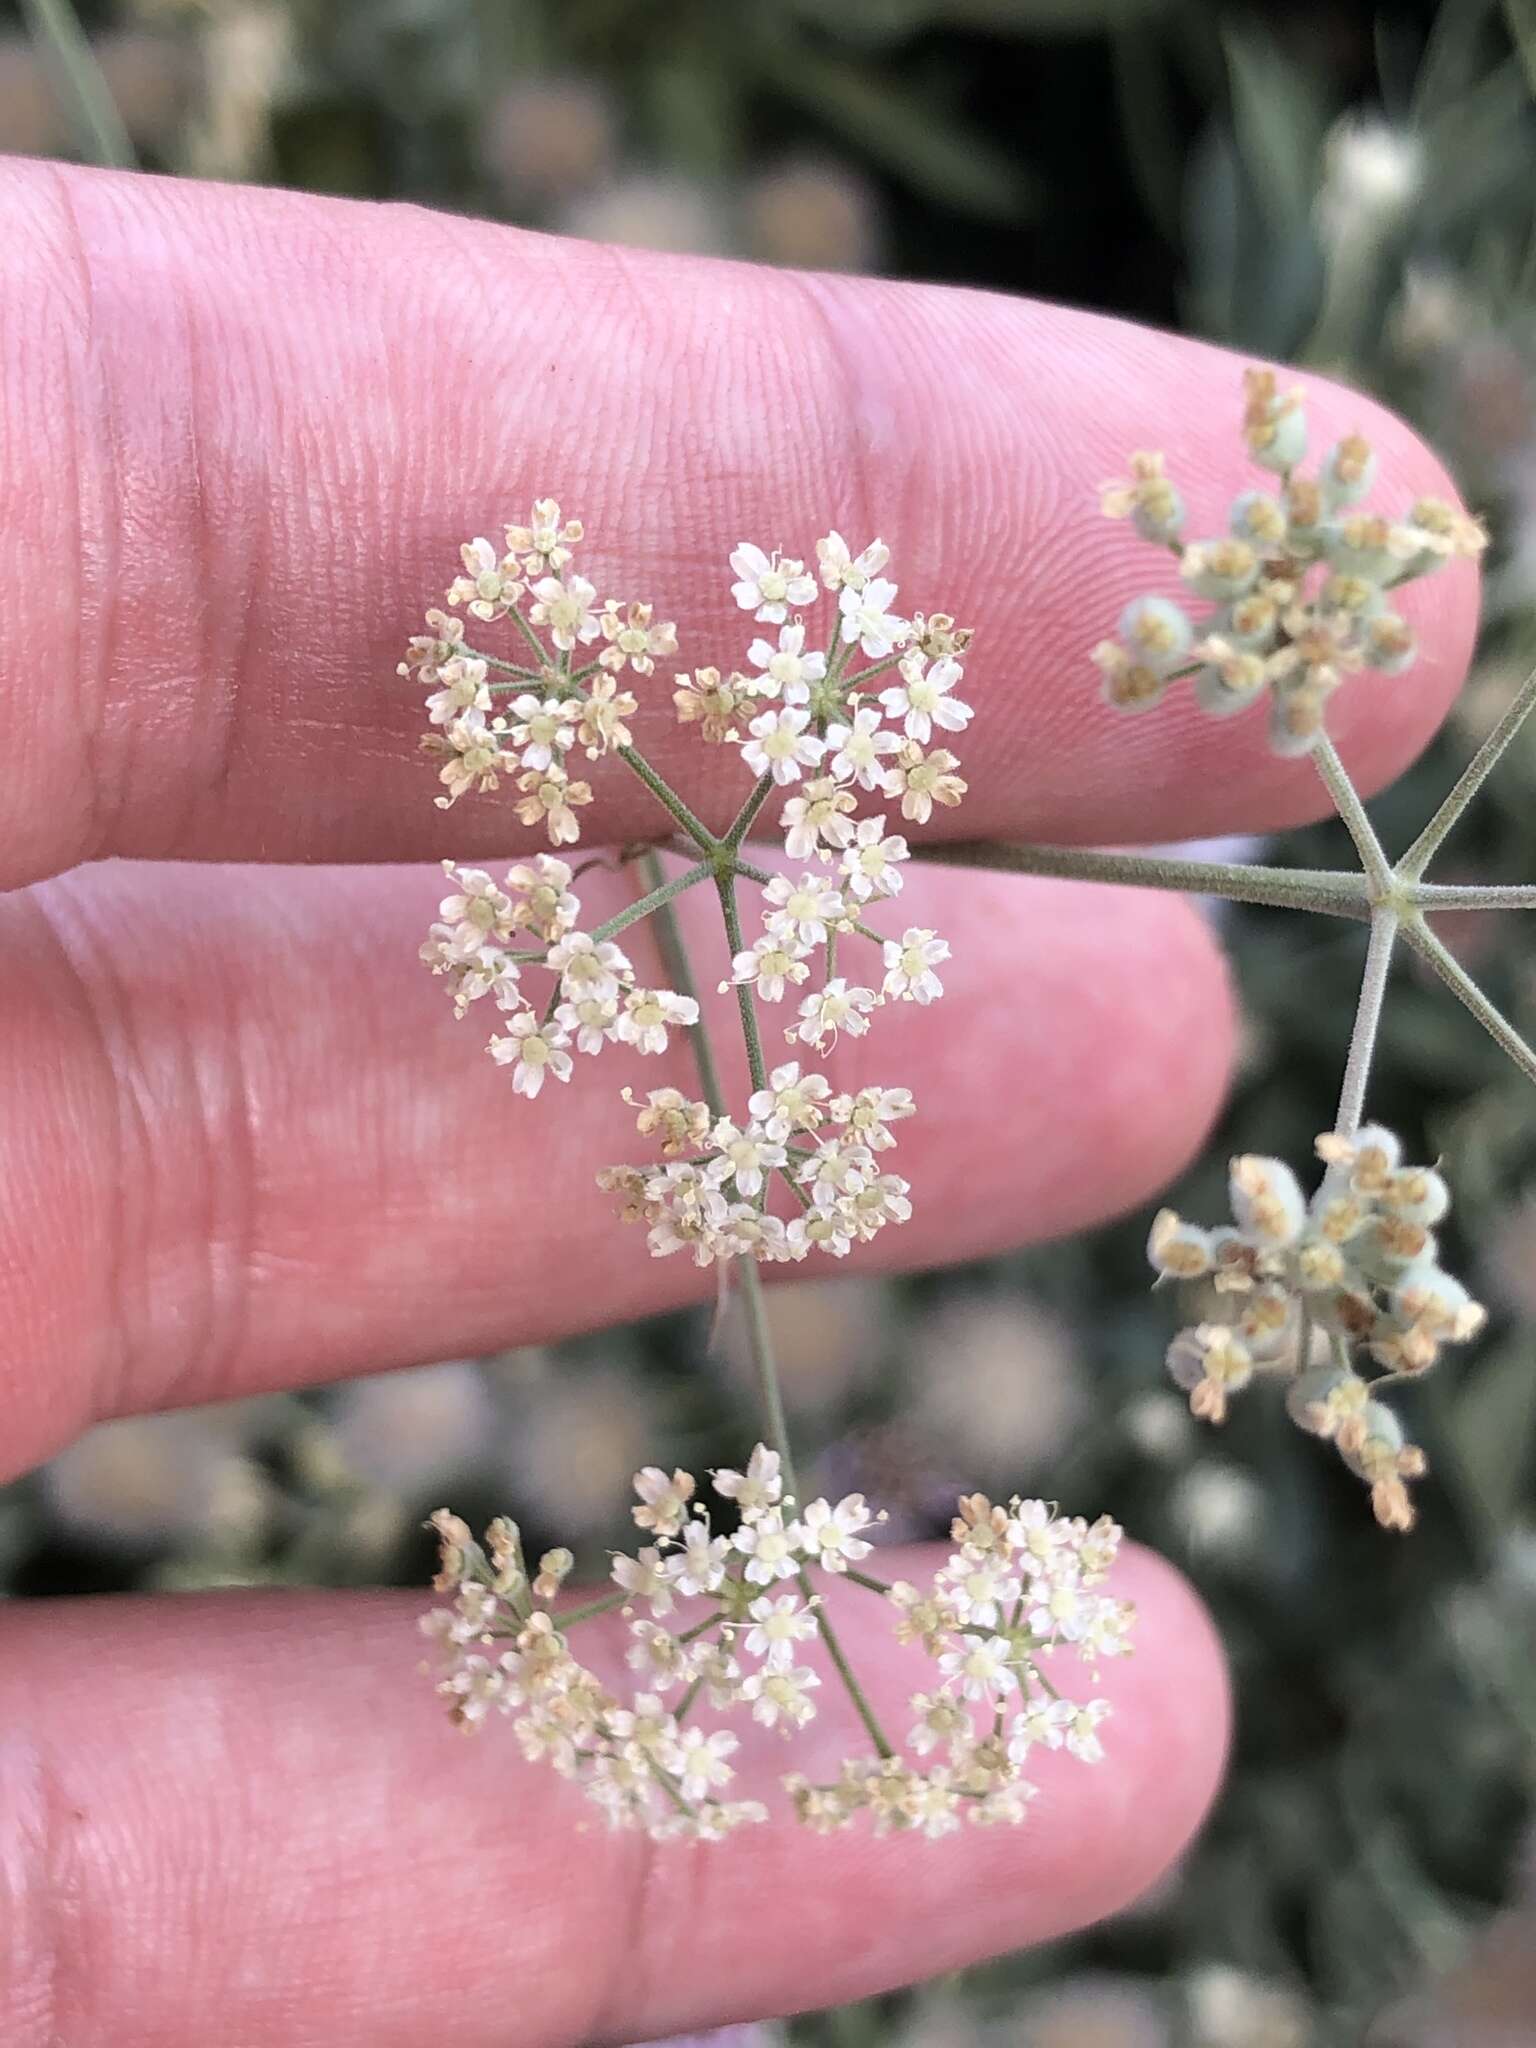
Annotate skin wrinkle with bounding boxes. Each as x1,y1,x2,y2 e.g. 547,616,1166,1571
0,859,1230,1478
0,1552,1225,2046
0,163,1480,890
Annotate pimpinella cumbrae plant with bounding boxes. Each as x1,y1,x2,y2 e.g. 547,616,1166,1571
408,364,1533,1841
405,504,1136,1842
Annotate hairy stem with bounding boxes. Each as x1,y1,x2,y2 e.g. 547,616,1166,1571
1335,908,1399,1135
1411,881,1536,912
804,1569,896,1760
1312,733,1393,897
591,860,713,943
1401,917,1536,1090
1399,663,1536,881
22,0,133,167
637,852,727,1117
739,1256,797,1492
554,1588,630,1630
716,874,770,1092
617,747,718,853
724,772,777,851
908,840,1371,918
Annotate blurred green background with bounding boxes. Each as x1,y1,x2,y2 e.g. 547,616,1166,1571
7,1,1536,2043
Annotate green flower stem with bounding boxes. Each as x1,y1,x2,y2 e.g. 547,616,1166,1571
636,852,727,1119
591,860,713,943
739,1255,797,1494
908,840,1371,918
22,0,133,168
843,1565,897,1597
1411,883,1536,912
1399,663,1536,881
803,1568,896,1760
618,746,718,854
724,772,776,851
1312,733,1394,897
716,875,770,1093
509,606,552,668
1335,907,1399,1135
638,856,797,1487
1400,916,1536,1090
554,1587,630,1630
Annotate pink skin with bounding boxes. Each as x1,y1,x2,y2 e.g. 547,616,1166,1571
0,161,1480,2044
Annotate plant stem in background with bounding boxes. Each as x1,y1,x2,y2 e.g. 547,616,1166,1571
21,0,134,169
910,840,1372,917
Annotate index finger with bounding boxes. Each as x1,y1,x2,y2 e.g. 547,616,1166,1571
0,161,1478,890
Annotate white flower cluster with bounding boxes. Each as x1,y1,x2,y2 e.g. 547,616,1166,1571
420,1447,1133,1843
1148,1125,1486,1530
599,1073,916,1266
1094,368,1485,754
406,505,978,1266
403,499,668,828
420,857,700,1097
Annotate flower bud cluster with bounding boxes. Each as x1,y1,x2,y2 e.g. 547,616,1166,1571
1148,1125,1485,1529
420,1448,1133,1842
1095,369,1485,754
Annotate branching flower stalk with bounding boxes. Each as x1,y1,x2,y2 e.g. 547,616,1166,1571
411,505,1133,1841
413,369,1525,1837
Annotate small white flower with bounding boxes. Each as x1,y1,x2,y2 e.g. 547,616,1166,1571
795,979,877,1050
713,1444,783,1514
615,988,701,1056
666,1519,731,1596
730,934,812,1004
741,1593,820,1670
780,777,858,860
506,855,580,940
816,530,890,592
708,1118,788,1199
729,543,817,623
425,655,491,726
1064,1699,1112,1764
631,1466,696,1538
447,536,523,619
824,707,901,792
747,621,827,702
487,1011,574,1098
529,572,601,650
740,1664,821,1730
731,1507,805,1585
762,873,845,949
839,816,909,901
548,931,634,1004
509,693,579,772
879,653,973,742
438,863,516,953
937,1634,1018,1703
838,577,906,657
829,1084,916,1150
881,928,950,1004
611,1546,674,1616
742,705,826,786
675,1725,738,1796
554,994,620,1053
1007,1696,1075,1761
747,1062,833,1143
799,1493,875,1572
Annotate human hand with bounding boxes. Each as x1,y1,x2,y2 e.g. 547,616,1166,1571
0,161,1477,2045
